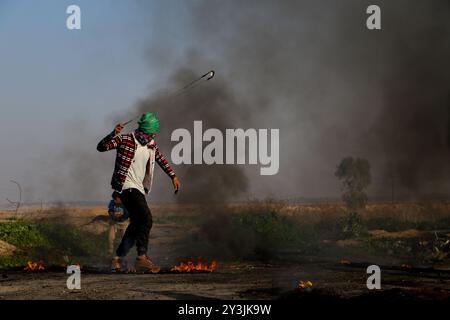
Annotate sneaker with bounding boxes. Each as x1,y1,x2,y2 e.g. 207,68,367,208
135,255,160,273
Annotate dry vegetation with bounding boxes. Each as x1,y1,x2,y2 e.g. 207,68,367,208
3,201,449,221
1,201,449,267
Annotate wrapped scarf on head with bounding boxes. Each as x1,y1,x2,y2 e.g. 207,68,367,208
138,112,159,134
135,112,159,146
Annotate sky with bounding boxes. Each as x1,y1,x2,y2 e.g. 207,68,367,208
0,0,449,205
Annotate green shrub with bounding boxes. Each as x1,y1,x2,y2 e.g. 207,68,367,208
234,211,303,244
230,210,316,257
36,220,107,259
0,254,29,268
0,219,107,268
0,219,47,248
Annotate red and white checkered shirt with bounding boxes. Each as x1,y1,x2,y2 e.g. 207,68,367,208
97,131,176,193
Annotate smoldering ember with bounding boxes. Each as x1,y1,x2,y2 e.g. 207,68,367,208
170,121,280,175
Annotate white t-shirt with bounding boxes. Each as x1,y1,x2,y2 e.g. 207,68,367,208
122,135,150,195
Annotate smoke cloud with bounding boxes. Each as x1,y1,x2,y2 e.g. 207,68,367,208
25,0,450,203
172,0,450,199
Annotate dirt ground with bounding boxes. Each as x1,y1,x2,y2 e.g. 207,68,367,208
1,203,450,301
0,263,273,300
2,258,450,300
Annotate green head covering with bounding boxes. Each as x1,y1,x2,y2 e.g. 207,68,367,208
138,112,159,134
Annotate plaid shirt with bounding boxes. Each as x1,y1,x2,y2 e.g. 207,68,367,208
97,131,176,193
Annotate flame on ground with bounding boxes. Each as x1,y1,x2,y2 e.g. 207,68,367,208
297,280,313,290
24,261,45,271
171,259,218,273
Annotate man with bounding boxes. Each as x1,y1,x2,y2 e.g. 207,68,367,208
97,112,180,272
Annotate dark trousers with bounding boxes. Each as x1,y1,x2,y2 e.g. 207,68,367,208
116,188,153,257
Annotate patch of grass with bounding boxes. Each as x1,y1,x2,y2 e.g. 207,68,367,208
311,216,341,241
0,218,47,248
35,220,107,260
0,218,107,268
415,216,450,231
231,210,322,256
340,211,368,239
365,217,418,232
365,216,450,232
0,254,30,268
233,211,303,246
154,214,194,225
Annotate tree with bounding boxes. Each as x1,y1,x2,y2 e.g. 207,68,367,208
335,157,371,210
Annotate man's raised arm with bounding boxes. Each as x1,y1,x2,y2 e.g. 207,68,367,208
97,123,124,152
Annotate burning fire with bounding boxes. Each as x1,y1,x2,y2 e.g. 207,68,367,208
297,280,313,290
171,259,217,273
141,266,161,274
24,261,45,271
